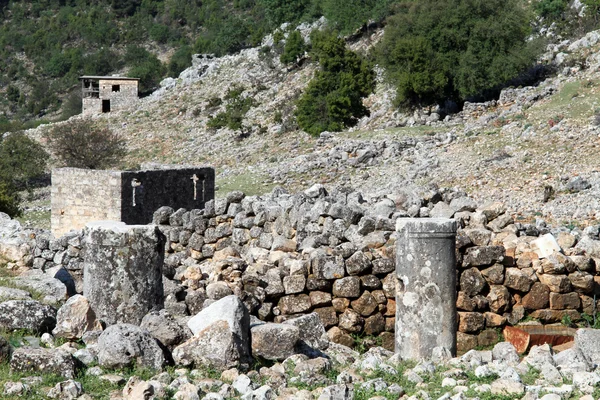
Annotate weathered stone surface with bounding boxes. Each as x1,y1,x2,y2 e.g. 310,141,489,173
350,292,378,316
484,312,506,327
538,274,573,293
532,234,561,258
481,264,504,285
487,285,511,314
52,294,100,340
372,258,395,275
569,271,594,293
13,271,69,303
47,379,83,400
140,309,187,348
283,275,306,294
0,300,56,333
462,228,492,246
309,291,332,307
312,255,345,280
364,314,386,335
549,292,581,310
504,268,533,292
82,222,165,325
251,323,299,360
462,246,504,267
396,218,457,360
97,324,165,370
530,309,580,323
327,327,355,348
338,309,364,333
0,286,31,302
173,319,247,371
10,347,77,378
332,277,360,298
278,294,312,314
206,282,233,300
460,268,487,296
492,342,520,364
458,312,485,333
314,307,337,328
457,332,478,353
575,329,600,366
345,251,371,276
522,282,550,310
186,295,250,366
283,313,329,352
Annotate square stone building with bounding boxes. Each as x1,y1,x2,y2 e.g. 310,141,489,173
80,76,139,115
51,167,215,237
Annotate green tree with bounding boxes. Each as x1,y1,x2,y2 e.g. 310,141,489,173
43,119,127,169
377,0,538,108
534,0,569,20
258,0,311,27
295,30,375,135
582,0,600,20
0,133,47,190
125,45,165,93
0,181,20,217
280,30,306,64
167,45,192,78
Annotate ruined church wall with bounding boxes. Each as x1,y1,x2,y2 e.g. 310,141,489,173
51,167,215,237
51,168,122,237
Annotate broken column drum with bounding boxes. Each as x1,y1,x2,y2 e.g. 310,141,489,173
82,221,165,325
395,218,457,360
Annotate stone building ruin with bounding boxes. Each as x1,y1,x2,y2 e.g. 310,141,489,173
51,167,215,237
80,76,139,115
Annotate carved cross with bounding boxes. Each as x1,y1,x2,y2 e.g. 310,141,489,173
191,174,199,200
131,178,141,206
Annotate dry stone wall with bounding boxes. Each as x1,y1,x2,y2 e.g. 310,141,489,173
33,185,600,352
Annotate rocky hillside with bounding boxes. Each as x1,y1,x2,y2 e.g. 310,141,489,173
25,26,600,227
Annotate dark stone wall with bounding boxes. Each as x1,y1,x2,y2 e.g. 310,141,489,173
120,168,215,225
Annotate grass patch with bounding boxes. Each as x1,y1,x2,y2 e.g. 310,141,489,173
217,172,276,198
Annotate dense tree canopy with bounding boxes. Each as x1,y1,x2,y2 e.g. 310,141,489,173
295,30,375,135
377,0,539,108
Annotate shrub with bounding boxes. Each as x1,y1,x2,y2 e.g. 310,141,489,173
377,0,539,108
295,30,375,136
280,30,306,64
0,181,20,217
0,133,48,190
167,45,193,78
534,0,569,20
43,119,127,169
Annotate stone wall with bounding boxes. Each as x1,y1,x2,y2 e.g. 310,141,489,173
38,184,600,352
51,168,122,237
98,79,138,112
51,167,215,237
81,98,102,116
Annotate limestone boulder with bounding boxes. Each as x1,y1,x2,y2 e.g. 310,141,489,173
0,300,56,333
333,277,361,298
277,294,312,315
462,246,504,267
141,309,189,348
11,347,77,378
283,313,329,353
52,295,100,340
97,324,166,370
460,268,487,296
575,329,600,366
176,295,250,370
522,282,550,310
250,323,299,360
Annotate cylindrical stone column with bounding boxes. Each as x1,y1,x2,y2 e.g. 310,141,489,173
82,221,165,325
395,218,457,360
